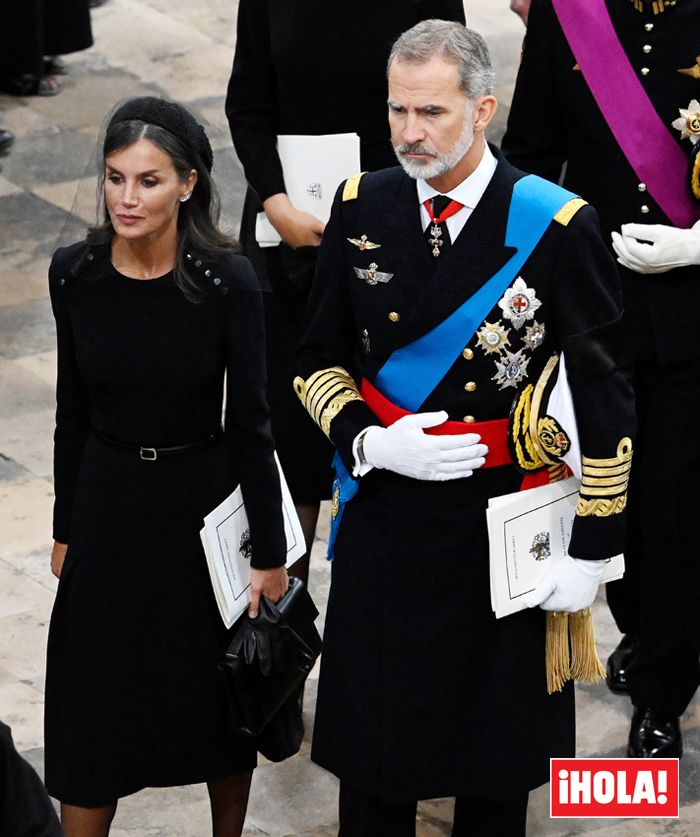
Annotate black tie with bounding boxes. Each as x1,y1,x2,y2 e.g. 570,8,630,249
425,195,453,260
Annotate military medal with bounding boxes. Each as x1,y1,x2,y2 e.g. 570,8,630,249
678,57,700,80
361,328,370,354
498,277,542,329
476,320,511,355
523,321,546,351
492,348,530,390
353,263,394,285
672,99,700,144
423,197,463,257
347,234,381,250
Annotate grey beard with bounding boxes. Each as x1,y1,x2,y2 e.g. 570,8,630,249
393,118,475,181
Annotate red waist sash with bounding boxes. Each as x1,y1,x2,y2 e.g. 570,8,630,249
361,378,512,469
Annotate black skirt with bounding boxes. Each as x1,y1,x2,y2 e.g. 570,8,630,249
44,436,256,806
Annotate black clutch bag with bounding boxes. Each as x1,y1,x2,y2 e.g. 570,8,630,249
219,577,322,750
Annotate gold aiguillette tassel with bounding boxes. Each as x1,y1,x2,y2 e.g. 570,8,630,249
569,607,606,684
546,611,571,695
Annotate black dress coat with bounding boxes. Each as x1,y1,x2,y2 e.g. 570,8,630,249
45,243,286,805
0,1,92,79
502,0,700,714
291,154,635,800
225,0,466,502
501,0,700,362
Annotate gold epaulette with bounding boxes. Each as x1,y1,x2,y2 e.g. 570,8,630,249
576,437,633,518
554,198,588,227
293,367,364,437
342,172,367,202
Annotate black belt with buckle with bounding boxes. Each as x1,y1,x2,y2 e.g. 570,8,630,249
95,429,222,461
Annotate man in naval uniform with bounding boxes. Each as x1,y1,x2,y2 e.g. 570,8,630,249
293,20,634,836
503,0,700,759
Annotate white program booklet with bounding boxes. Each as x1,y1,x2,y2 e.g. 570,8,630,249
256,132,361,247
487,477,624,619
199,454,305,627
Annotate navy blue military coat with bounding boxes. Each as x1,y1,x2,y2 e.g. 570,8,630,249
292,154,635,800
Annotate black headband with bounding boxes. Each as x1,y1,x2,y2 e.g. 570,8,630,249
108,96,214,173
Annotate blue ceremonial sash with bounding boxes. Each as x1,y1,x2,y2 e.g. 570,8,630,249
374,175,579,411
327,451,360,559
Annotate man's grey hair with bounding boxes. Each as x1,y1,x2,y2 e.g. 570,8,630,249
388,20,495,100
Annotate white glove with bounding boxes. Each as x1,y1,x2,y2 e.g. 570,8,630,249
362,411,488,481
525,556,605,612
611,222,700,274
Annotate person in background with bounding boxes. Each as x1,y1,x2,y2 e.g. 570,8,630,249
1,721,62,837
511,0,531,23
0,1,92,96
502,0,700,758
44,96,287,836
225,0,466,587
292,20,634,836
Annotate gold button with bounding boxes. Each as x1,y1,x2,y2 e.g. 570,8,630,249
463,415,475,424
388,311,400,322
643,44,652,54
464,382,477,392
641,67,650,76
645,23,654,32
641,205,650,214
462,347,474,360
638,182,647,192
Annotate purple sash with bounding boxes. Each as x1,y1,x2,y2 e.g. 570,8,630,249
552,0,700,228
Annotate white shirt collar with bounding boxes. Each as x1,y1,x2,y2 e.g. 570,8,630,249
416,143,497,210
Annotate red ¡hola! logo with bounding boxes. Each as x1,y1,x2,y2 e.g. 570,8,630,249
550,758,679,818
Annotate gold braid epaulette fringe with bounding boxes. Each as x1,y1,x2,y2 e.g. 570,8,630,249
576,437,632,517
546,609,606,694
293,367,364,438
628,0,678,16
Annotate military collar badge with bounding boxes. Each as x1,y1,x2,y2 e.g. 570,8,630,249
678,56,700,79
492,348,531,390
347,234,381,250
498,277,542,330
354,263,393,285
476,320,511,355
672,99,700,144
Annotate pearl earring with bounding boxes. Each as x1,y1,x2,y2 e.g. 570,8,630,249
180,193,191,203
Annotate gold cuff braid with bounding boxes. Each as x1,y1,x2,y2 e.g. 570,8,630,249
576,437,632,517
293,367,364,438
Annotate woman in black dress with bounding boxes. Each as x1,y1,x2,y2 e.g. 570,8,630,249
225,0,466,582
45,97,288,836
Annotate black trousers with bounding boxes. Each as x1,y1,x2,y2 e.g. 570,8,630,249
338,784,528,837
606,355,700,716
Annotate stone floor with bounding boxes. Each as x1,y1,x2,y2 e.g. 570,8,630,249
0,1,697,834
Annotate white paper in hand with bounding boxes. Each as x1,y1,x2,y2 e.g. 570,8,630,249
487,477,624,619
256,132,361,247
200,454,305,627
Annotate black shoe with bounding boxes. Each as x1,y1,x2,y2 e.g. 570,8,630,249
606,633,636,694
627,707,682,758
0,128,14,155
